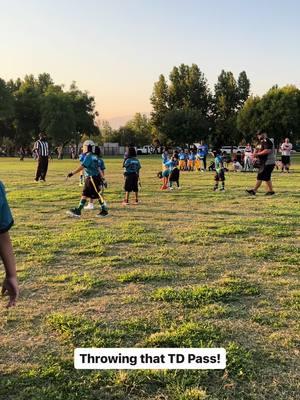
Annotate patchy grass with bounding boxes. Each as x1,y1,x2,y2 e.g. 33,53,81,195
0,156,300,400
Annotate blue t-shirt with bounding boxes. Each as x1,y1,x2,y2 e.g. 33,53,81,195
124,157,141,175
179,152,186,160
0,181,14,233
188,153,196,161
198,145,208,156
81,153,99,177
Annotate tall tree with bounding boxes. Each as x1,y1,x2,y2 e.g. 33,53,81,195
40,87,75,146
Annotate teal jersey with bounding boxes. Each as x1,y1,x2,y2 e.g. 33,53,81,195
98,158,106,171
81,152,99,177
215,155,224,173
124,157,141,175
0,181,14,233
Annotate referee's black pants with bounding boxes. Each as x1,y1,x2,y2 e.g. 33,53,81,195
35,156,49,181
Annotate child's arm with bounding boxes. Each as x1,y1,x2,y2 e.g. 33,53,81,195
67,165,84,177
0,232,19,307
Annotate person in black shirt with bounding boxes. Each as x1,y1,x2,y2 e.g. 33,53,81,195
34,133,49,182
246,131,276,196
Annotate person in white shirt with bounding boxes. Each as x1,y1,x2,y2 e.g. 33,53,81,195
280,138,293,173
243,143,253,171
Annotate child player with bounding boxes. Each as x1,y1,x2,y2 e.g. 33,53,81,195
0,181,19,307
84,146,107,210
122,147,141,205
212,150,225,192
66,140,108,217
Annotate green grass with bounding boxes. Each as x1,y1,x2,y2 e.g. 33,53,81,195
0,155,300,400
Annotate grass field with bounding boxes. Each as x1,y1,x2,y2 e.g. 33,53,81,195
0,155,299,400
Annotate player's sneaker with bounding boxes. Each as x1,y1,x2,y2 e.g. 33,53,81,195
97,209,108,217
84,203,94,210
132,201,139,205
265,191,275,196
67,208,81,218
169,186,174,190
161,185,168,190
245,189,256,196
220,187,225,192
213,186,218,191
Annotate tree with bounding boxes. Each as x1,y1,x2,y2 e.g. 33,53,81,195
150,64,211,145
212,70,250,146
237,86,300,145
40,87,75,146
67,83,99,145
237,95,262,142
0,78,14,122
125,113,152,146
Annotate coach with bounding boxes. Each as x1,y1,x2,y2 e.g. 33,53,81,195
246,131,276,196
34,133,49,182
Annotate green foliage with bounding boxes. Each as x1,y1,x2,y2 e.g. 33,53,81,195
152,279,260,307
0,73,99,148
142,322,223,347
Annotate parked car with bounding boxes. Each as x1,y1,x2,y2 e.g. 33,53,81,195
136,145,154,155
220,146,238,154
237,146,247,153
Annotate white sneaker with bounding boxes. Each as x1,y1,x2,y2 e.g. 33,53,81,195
84,203,94,210
169,187,174,190
177,186,181,189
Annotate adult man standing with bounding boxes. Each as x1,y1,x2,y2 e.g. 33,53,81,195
34,133,49,182
280,138,293,173
246,131,276,196
198,141,208,170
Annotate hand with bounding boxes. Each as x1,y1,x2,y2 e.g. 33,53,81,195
103,180,108,189
67,172,73,178
2,276,19,308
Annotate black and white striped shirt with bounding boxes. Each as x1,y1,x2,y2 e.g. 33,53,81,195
35,140,49,157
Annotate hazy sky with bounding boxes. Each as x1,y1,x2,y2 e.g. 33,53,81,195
1,0,300,123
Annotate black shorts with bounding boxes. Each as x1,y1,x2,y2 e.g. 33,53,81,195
257,164,274,181
281,155,290,165
124,173,139,192
82,175,103,199
169,167,179,182
214,169,225,181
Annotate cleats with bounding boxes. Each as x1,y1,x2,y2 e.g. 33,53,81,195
67,208,81,218
265,191,275,196
245,189,256,196
97,209,108,217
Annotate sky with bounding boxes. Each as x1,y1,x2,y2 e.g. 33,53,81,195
1,0,300,126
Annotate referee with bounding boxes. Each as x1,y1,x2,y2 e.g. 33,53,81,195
34,133,49,182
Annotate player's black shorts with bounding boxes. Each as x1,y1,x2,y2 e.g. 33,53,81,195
214,169,225,181
124,173,139,192
281,155,290,165
170,167,179,182
257,164,274,181
82,175,103,199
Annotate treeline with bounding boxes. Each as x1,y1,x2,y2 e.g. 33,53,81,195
0,73,99,152
1,68,300,152
150,64,300,146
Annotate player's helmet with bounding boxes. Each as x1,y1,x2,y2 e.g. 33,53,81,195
83,140,95,153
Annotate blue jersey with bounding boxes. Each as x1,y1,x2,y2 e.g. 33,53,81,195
179,152,186,160
215,155,224,173
0,181,14,233
188,153,196,161
98,158,105,171
81,152,99,177
79,153,86,163
162,152,169,163
124,157,141,175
